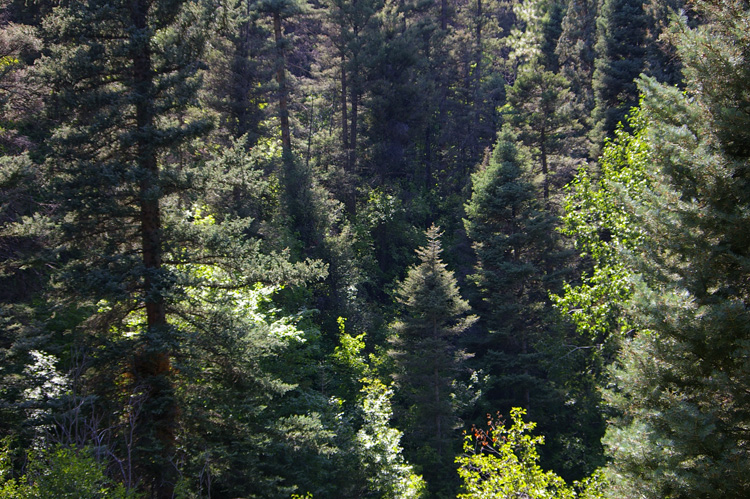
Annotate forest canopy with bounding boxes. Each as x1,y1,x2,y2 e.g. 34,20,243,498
2,0,749,497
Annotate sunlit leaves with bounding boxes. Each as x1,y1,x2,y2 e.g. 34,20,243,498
456,408,606,499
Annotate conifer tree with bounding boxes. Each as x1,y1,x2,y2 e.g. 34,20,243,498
390,225,475,496
590,0,648,153
564,2,750,496
505,66,586,204
642,0,684,87
33,1,215,493
555,0,598,123
9,0,323,496
463,127,560,422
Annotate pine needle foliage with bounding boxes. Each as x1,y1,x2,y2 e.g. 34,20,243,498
562,2,750,497
390,225,476,496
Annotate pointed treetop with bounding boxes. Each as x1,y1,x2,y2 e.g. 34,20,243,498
417,224,443,264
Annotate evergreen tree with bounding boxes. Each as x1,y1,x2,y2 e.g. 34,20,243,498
3,0,323,496
390,225,475,497
564,2,750,496
505,65,586,204
32,1,216,492
590,0,648,153
642,0,684,87
463,127,560,427
463,126,602,478
555,0,598,126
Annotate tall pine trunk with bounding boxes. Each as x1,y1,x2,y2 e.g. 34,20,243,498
273,10,292,154
130,0,175,496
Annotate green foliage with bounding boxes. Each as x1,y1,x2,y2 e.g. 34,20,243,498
355,378,426,498
0,444,136,498
556,0,598,116
456,408,607,499
2,0,720,494
504,66,586,203
602,82,750,498
590,0,648,151
390,225,476,496
171,258,334,497
464,126,554,330
463,126,561,429
553,110,652,343
561,2,750,497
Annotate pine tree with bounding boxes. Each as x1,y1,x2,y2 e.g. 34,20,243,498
570,2,750,496
463,127,559,425
555,0,598,124
505,65,586,204
390,225,475,496
642,0,684,87
590,0,648,153
33,1,215,493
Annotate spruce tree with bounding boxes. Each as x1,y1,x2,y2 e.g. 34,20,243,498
567,2,750,496
34,1,214,493
590,0,648,153
390,225,475,496
463,127,559,426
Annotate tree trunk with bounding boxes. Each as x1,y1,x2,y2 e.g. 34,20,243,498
350,64,358,173
232,0,254,139
341,58,349,168
473,0,483,159
130,0,175,496
541,127,549,201
273,10,291,154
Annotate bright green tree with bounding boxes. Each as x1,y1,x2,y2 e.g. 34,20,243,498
354,378,427,499
0,445,136,498
456,407,607,499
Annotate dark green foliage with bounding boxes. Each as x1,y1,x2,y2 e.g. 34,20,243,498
2,1,325,496
505,66,587,204
590,0,648,152
463,126,603,479
29,2,214,491
643,0,684,87
2,0,731,494
603,78,750,498
556,0,598,127
390,225,475,497
464,128,553,327
463,127,558,426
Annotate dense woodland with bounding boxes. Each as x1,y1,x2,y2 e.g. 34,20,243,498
1,0,749,497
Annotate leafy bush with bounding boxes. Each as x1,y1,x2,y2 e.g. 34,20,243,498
456,408,606,498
